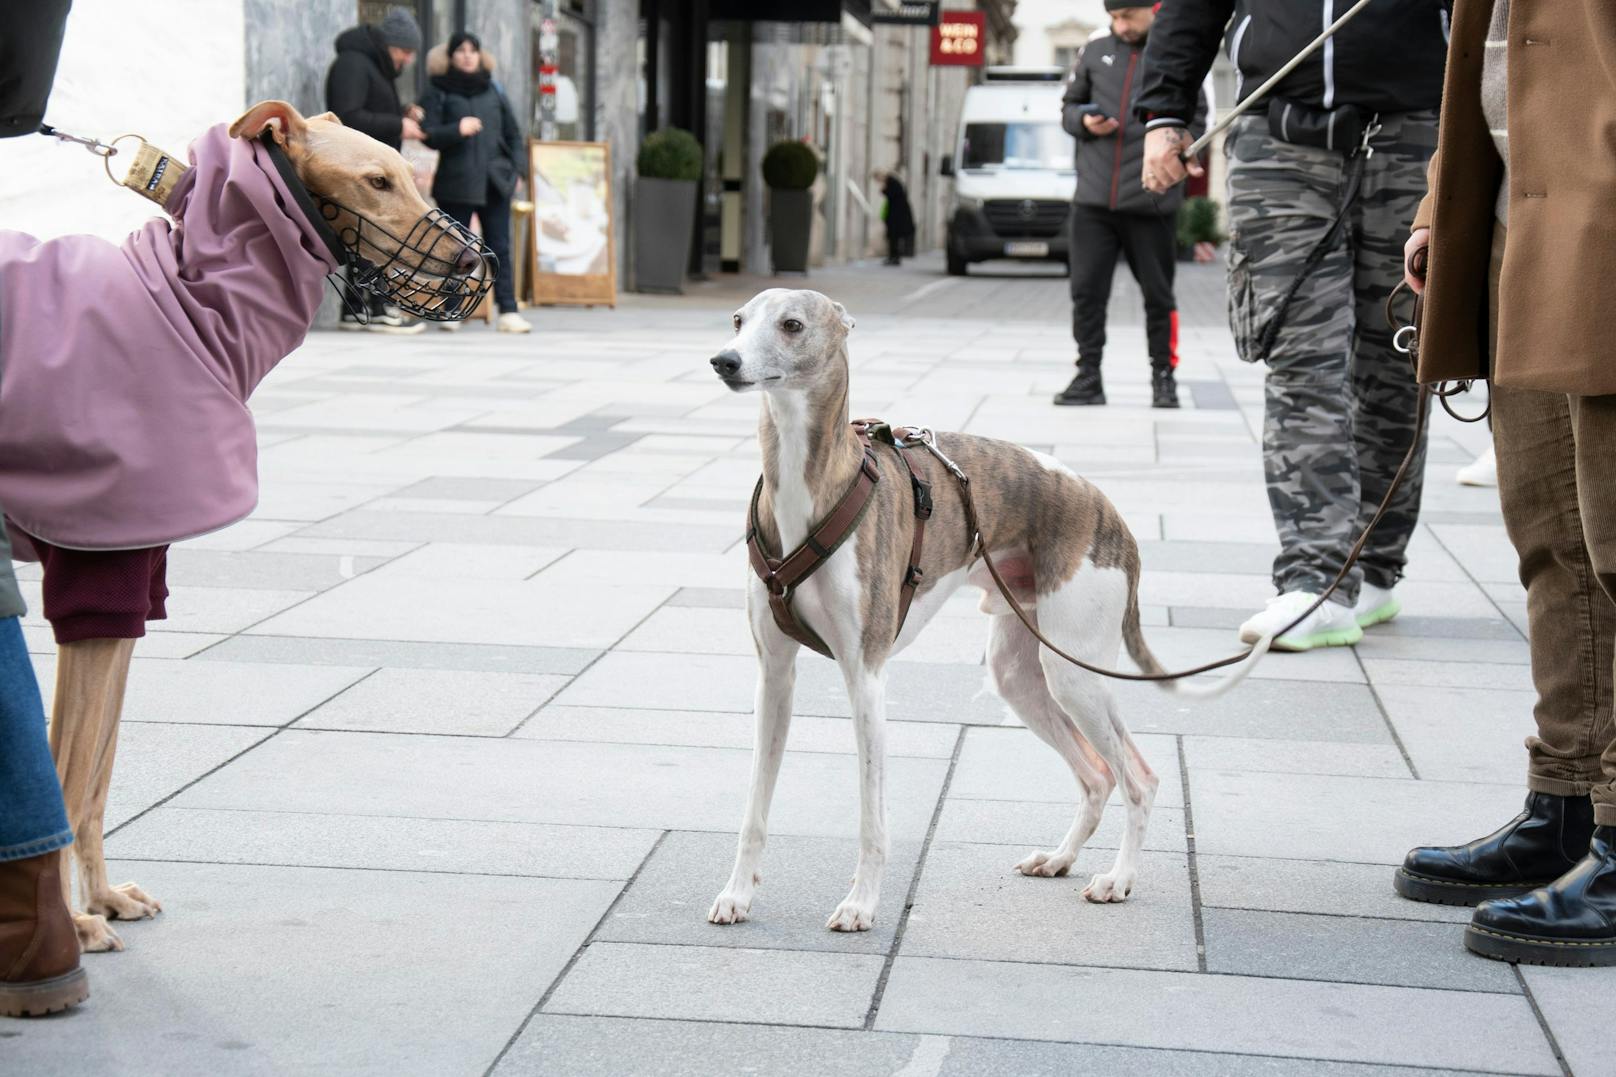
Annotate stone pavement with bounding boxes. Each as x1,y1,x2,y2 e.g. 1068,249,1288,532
3,253,1598,1075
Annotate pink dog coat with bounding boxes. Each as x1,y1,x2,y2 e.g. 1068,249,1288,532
0,124,338,553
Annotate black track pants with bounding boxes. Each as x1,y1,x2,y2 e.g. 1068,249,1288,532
1068,203,1179,369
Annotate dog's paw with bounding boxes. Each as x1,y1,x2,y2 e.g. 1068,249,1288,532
1014,849,1074,878
1082,870,1135,904
708,892,751,925
88,881,162,922
74,912,125,953
825,899,876,932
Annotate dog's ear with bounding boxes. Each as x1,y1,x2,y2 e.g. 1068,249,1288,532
305,111,343,127
832,301,855,332
229,100,308,147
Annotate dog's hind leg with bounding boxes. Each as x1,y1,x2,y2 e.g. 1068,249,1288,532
710,631,800,926
986,613,1114,879
49,637,141,952
826,661,889,932
1032,567,1159,903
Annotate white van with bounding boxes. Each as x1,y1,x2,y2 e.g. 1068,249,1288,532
941,67,1074,276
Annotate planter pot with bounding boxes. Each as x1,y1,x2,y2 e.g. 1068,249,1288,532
633,176,698,294
769,188,813,274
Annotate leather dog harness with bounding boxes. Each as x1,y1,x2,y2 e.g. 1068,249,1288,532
746,420,934,659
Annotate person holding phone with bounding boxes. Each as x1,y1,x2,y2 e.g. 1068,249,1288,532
1056,2,1205,410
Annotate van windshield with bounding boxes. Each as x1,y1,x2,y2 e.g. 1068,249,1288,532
961,122,1071,171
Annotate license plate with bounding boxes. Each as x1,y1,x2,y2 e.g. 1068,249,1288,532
1004,241,1049,257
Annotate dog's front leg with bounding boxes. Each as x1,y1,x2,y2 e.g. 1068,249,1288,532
827,665,888,932
709,635,799,925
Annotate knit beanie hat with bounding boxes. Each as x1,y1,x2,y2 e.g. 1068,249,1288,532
378,8,422,52
1104,0,1147,10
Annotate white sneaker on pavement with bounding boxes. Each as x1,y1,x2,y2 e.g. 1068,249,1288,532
1238,591,1364,652
1456,445,1497,487
1353,582,1401,629
438,320,461,332
497,312,532,334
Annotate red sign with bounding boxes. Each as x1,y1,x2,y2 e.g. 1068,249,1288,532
930,10,985,67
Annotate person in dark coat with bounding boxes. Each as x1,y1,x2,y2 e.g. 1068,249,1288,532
420,32,530,333
325,9,426,331
877,171,915,266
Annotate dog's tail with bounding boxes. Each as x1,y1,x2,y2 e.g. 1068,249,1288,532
1121,596,1274,699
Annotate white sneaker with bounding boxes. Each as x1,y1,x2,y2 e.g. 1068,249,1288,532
1456,445,1497,487
1353,582,1401,629
497,312,533,334
1238,591,1364,652
437,320,461,332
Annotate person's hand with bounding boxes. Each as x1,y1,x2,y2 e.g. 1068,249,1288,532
1082,113,1119,137
459,116,484,137
401,117,425,141
1141,126,1202,193
1405,228,1431,295
405,104,424,122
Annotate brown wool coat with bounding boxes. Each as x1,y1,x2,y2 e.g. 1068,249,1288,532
1412,0,1616,394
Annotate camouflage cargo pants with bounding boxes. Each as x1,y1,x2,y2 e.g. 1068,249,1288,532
1225,110,1437,604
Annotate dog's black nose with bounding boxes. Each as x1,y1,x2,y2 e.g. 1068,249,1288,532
456,246,483,272
710,351,742,378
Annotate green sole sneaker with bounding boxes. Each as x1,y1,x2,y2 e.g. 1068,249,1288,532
1272,623,1365,652
1356,596,1402,629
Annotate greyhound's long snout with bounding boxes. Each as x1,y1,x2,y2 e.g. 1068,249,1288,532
710,351,742,378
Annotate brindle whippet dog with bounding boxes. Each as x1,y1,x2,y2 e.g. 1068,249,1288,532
706,289,1270,932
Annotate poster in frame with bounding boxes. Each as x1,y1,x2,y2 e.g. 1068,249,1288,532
526,140,617,307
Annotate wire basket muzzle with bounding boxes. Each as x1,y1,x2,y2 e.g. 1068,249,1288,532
322,202,497,321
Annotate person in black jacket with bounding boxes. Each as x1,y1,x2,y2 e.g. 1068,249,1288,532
325,9,426,332
421,32,530,333
0,0,91,1019
1137,1,1447,652
1056,1,1207,409
876,171,916,266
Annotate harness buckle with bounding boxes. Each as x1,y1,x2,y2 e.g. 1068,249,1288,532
905,565,925,588
911,476,934,520
765,573,790,598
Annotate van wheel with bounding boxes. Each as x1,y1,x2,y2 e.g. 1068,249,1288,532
946,251,967,276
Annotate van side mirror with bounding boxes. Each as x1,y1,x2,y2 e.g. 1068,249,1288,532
940,154,954,177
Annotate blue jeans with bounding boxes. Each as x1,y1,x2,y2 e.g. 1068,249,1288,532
439,184,519,315
0,617,72,861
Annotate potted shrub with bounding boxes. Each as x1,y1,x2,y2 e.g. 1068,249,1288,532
1176,195,1225,264
634,128,703,293
762,140,819,275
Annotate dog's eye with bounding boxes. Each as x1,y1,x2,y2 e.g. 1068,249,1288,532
732,315,742,332
781,319,804,333
368,175,391,191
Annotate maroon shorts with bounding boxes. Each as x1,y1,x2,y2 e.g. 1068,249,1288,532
29,539,170,644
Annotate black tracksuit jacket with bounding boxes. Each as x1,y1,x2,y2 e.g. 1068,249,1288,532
1135,0,1449,129
1062,31,1207,216
325,25,407,150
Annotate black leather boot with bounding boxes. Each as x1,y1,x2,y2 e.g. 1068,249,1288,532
1053,361,1105,406
1394,792,1596,906
1466,825,1616,966
1151,364,1181,409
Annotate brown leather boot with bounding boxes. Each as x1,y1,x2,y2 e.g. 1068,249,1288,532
0,851,89,1017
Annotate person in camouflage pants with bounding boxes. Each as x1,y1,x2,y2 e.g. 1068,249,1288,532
1224,110,1437,615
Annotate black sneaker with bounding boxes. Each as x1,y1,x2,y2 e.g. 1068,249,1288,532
1151,366,1181,409
1053,365,1105,406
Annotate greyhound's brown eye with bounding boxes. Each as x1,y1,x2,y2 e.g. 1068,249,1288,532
782,319,804,333
368,176,390,191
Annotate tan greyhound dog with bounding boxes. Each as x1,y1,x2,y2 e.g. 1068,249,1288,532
706,289,1270,932
35,101,477,952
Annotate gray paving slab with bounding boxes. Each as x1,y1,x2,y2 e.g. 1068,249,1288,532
1111,679,1393,742
1519,965,1616,1077
1376,684,1537,785
1190,770,1525,864
904,844,1197,970
517,704,960,758
197,633,599,674
493,1015,1489,1077
294,667,568,736
173,730,950,840
544,941,885,1028
1196,855,1474,924
598,831,922,953
1182,736,1412,780
28,656,370,728
666,585,747,609
393,475,547,501
873,957,1558,1073
164,549,385,591
0,862,617,1077
297,507,739,552
104,722,272,832
1203,908,1518,993
108,806,659,880
934,797,1188,853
